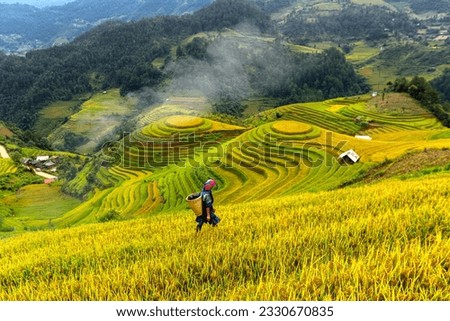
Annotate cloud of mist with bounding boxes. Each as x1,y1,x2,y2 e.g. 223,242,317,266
159,22,295,111
167,36,250,101
128,21,306,137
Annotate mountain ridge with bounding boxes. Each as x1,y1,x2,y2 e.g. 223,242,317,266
0,0,214,53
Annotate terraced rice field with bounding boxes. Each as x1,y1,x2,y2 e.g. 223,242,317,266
1,92,450,301
339,104,442,134
277,102,361,135
211,120,364,203
51,166,158,227
118,110,364,209
137,96,212,128
10,93,450,232
0,159,16,175
47,89,138,153
1,173,449,300
124,115,245,169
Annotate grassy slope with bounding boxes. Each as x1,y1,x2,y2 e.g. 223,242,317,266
0,172,449,300
345,41,381,64
351,43,450,90
356,149,450,184
0,122,14,138
33,97,87,138
2,184,82,230
47,89,138,154
350,0,393,7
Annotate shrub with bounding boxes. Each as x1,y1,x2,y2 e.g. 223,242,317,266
98,210,122,223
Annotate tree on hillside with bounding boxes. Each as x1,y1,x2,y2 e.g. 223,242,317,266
194,0,272,32
213,92,245,117
389,76,450,127
431,68,450,102
184,37,209,60
249,46,368,103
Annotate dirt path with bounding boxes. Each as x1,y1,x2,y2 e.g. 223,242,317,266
0,144,10,158
33,170,58,180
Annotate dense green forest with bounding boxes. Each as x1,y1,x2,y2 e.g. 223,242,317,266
246,46,368,103
432,69,450,102
0,0,368,130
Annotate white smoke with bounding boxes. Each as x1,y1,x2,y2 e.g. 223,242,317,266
162,22,292,103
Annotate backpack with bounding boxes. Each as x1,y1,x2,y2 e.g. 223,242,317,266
185,192,202,216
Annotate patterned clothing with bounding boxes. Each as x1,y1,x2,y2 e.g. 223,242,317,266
196,188,220,231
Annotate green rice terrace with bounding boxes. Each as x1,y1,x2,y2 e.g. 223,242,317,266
46,89,138,154
1,92,450,235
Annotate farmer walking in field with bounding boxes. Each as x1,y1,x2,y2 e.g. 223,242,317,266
196,179,220,232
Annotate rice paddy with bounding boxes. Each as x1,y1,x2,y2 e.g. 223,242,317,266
0,159,17,176
1,92,450,300
47,93,450,222
0,173,449,300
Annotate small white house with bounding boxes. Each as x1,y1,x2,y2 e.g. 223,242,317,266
339,149,360,164
36,156,50,162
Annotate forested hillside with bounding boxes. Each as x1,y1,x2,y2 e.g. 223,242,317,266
432,69,450,102
389,76,450,126
0,0,367,131
1,0,450,140
0,0,215,52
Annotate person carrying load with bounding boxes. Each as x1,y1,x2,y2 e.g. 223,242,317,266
186,179,220,232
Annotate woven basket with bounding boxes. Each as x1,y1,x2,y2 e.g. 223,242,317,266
186,192,202,216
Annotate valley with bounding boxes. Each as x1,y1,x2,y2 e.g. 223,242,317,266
0,0,449,301
1,91,449,234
